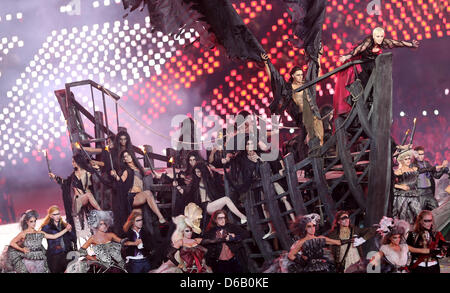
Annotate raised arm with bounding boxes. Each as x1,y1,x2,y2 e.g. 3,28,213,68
208,147,217,164
435,160,448,173
433,165,449,179
258,140,270,152
261,53,271,82
49,173,65,185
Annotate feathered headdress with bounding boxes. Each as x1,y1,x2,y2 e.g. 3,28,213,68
87,210,114,229
183,202,203,234
376,216,410,238
171,202,203,244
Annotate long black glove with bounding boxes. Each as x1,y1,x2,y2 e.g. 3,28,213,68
292,254,307,266
430,248,444,258
166,246,179,266
199,238,227,246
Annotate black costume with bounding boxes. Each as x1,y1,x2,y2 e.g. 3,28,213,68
113,164,164,256
334,36,417,116
406,229,448,273
124,226,155,273
393,166,438,223
289,238,335,273
41,220,77,273
411,160,447,211
267,65,309,161
203,223,250,273
328,225,376,272
174,165,225,231
54,171,96,241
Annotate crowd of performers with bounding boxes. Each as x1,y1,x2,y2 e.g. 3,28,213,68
1,24,449,273
1,204,448,274
0,125,447,274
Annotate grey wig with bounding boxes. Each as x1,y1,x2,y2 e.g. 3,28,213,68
20,209,39,231
87,210,114,230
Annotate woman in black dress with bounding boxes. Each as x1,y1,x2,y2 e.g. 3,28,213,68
334,27,419,117
111,150,167,224
393,151,447,223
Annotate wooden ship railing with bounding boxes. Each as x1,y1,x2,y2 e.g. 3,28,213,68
54,80,174,239
234,53,394,272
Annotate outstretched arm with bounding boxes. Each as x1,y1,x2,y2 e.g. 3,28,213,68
71,143,103,155
108,232,123,243
319,236,343,246
408,245,430,254
49,173,65,185
166,245,180,267
288,240,302,261
43,224,72,240
340,36,372,62
383,38,419,49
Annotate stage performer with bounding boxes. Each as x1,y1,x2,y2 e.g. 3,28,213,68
369,219,431,273
65,210,131,273
40,205,77,273
412,146,449,211
232,137,294,239
393,151,447,223
111,150,167,225
334,27,419,117
263,213,351,273
151,203,228,273
266,0,328,159
49,154,102,244
123,210,156,273
406,210,449,273
328,210,376,273
203,210,251,273
4,210,72,273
